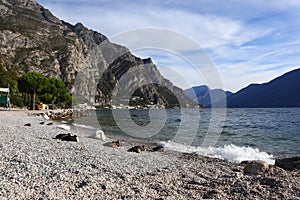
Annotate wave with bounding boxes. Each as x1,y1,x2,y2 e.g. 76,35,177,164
71,123,98,130
159,141,275,165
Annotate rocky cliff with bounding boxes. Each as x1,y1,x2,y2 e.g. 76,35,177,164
0,0,195,108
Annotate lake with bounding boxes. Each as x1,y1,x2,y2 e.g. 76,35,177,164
73,108,300,164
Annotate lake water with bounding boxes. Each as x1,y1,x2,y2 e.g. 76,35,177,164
73,108,300,164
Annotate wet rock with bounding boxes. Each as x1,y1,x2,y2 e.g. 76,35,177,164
243,160,270,175
275,156,300,171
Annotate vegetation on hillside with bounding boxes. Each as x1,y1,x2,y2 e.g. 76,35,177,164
0,66,71,109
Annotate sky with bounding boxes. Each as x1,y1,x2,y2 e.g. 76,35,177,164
37,0,300,92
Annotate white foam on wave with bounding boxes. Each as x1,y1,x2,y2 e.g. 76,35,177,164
71,123,98,130
57,124,71,130
159,141,275,165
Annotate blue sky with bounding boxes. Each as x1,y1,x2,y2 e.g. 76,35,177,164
37,0,300,92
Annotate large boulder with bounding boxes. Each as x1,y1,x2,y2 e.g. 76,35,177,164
243,160,270,175
275,156,300,171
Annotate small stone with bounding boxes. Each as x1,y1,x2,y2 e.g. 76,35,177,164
24,123,31,127
128,145,146,153
77,180,88,188
55,133,71,139
103,140,122,148
94,130,106,141
60,135,78,142
152,146,165,152
43,114,50,120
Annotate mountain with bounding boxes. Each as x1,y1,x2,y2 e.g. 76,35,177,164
0,0,195,108
226,68,300,107
184,85,232,107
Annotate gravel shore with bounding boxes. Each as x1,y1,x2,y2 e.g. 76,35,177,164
0,111,299,199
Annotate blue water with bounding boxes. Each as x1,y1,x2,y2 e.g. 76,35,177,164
73,108,300,163
219,108,300,156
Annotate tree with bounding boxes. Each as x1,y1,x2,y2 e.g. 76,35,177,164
47,78,70,109
57,91,72,108
18,72,49,110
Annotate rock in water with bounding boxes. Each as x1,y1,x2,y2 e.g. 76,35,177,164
94,130,106,141
275,156,300,171
128,145,146,153
243,160,270,175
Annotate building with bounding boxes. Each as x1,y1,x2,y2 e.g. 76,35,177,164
0,88,10,107
38,103,49,110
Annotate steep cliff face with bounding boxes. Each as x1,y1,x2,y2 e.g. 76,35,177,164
0,0,85,87
0,0,195,108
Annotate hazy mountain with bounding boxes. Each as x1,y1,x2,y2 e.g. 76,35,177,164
185,86,232,107
226,68,300,107
185,68,300,108
0,0,195,108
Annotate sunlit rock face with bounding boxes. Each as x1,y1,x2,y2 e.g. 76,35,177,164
0,0,195,108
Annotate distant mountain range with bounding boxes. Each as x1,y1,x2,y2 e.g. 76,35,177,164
184,86,232,107
185,68,300,107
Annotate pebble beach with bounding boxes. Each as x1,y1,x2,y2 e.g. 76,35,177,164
0,110,299,199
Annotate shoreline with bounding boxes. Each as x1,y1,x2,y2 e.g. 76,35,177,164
0,111,299,199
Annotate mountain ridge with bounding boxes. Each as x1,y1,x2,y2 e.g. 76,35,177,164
185,68,300,108
184,85,232,107
226,68,300,107
0,0,195,108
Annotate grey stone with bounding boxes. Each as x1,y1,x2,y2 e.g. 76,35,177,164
243,160,270,175
275,156,300,171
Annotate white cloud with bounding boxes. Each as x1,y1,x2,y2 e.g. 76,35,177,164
37,0,300,92
39,1,265,49
220,64,300,92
